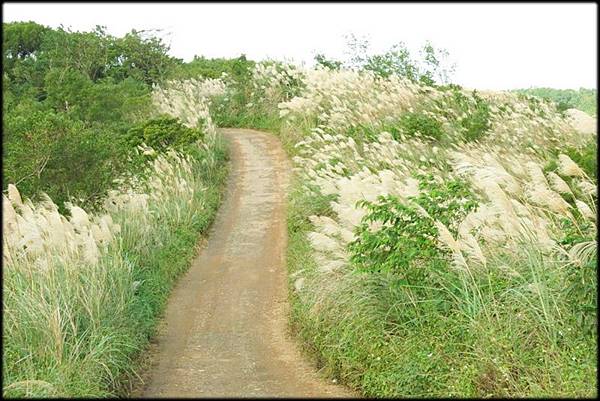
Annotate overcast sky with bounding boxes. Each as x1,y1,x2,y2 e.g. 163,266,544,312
3,2,597,90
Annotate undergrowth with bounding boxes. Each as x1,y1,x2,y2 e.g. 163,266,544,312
3,134,229,398
286,177,597,397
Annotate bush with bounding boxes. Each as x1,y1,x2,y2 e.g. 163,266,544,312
126,116,204,150
461,91,491,142
393,112,444,141
3,108,128,210
543,140,597,182
170,54,254,81
78,77,152,125
3,22,179,211
564,141,597,180
349,175,478,278
314,53,342,70
446,88,491,142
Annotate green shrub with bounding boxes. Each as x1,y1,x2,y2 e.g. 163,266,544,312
564,141,597,180
393,112,444,141
314,53,343,70
170,54,254,81
565,254,597,335
3,22,179,212
126,116,204,150
447,88,491,142
349,175,478,279
544,140,597,182
43,70,151,125
290,176,596,397
43,67,93,113
3,108,129,210
78,77,151,125
557,100,575,113
461,91,491,142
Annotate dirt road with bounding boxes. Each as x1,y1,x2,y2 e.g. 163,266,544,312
138,128,354,397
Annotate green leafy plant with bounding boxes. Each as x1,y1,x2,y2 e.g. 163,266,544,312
394,112,444,141
513,87,597,116
314,53,343,70
170,54,254,81
544,140,597,181
349,175,478,278
564,141,597,180
125,116,204,150
461,90,491,142
2,108,129,210
3,21,181,210
341,34,455,85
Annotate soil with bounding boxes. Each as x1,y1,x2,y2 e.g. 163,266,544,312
134,128,355,398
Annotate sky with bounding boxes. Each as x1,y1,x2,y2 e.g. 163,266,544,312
2,2,597,90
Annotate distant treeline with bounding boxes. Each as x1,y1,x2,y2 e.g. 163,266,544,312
513,87,597,116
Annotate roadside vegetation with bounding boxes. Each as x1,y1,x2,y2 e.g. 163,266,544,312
196,36,598,397
3,22,228,397
3,22,596,398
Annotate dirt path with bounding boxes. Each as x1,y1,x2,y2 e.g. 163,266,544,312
137,128,355,398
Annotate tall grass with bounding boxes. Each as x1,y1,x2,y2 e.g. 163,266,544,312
3,141,228,397
286,165,596,397
2,80,229,397
242,62,597,397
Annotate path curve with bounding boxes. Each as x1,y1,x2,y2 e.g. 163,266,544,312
138,128,354,398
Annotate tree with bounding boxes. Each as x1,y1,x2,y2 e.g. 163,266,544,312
331,34,456,85
3,21,48,60
363,42,419,80
108,29,176,85
38,25,113,83
419,40,455,85
344,33,370,70
2,22,178,210
3,21,50,96
314,53,343,70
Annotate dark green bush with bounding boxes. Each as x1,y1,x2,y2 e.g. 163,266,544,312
77,77,151,124
557,100,575,114
3,109,128,210
3,22,182,211
126,116,204,150
394,112,444,141
170,54,254,81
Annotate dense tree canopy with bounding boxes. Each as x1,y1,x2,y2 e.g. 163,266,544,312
2,22,179,209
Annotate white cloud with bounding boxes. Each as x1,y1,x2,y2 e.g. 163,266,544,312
2,2,596,89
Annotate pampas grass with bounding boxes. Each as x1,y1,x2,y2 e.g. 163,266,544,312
3,78,229,397
272,62,597,396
